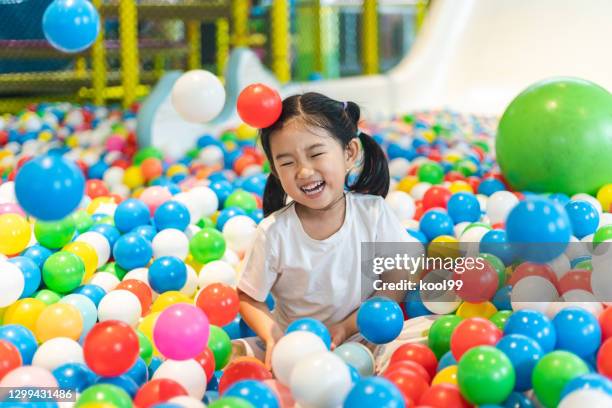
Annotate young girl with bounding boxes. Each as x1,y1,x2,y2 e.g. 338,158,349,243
236,92,435,370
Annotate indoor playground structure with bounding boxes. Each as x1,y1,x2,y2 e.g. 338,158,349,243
1,0,612,407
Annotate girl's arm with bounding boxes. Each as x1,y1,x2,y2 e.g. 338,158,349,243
238,289,279,369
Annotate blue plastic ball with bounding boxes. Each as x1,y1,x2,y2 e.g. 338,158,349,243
210,180,234,208
21,244,53,270
447,192,481,224
225,380,280,408
15,155,85,221
248,208,264,224
407,229,428,244
347,364,361,384
561,373,612,398
480,229,514,266
131,225,157,242
89,224,120,247
419,210,454,240
502,391,534,408
114,198,150,233
154,201,190,231
286,318,332,349
147,356,163,378
123,358,149,387
43,0,100,53
478,178,506,196
549,193,571,207
343,377,404,408
492,285,512,311
356,297,403,344
112,233,152,270
506,197,571,263
496,334,543,391
404,290,431,318
95,375,139,398
52,362,97,392
148,256,187,293
9,256,41,298
0,324,38,364
437,351,457,372
73,284,106,307
216,207,247,231
503,310,556,353
565,200,599,239
552,307,601,357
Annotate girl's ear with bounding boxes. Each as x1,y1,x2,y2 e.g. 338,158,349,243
345,138,361,170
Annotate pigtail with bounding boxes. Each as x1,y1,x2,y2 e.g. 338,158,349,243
263,173,288,217
350,131,390,197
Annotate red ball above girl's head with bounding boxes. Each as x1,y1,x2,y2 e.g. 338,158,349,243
237,83,282,129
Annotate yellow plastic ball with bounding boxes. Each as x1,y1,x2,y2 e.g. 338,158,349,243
449,181,473,194
432,365,458,386
138,311,162,357
209,211,220,225
66,135,79,148
166,164,188,178
0,213,32,256
236,123,258,141
456,301,498,319
123,165,144,189
86,197,115,215
38,130,53,142
396,176,419,194
185,253,203,274
151,291,192,313
428,235,460,259
422,130,436,143
36,303,83,342
132,187,145,199
444,152,462,164
3,298,46,333
64,241,99,283
597,184,612,212
78,403,116,408
0,150,12,161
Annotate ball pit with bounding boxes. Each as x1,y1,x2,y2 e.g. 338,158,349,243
0,102,612,408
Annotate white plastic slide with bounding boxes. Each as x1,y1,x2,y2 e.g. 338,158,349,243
139,0,612,157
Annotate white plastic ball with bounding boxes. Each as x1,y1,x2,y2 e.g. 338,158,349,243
88,272,120,292
171,70,225,123
599,212,612,228
32,337,84,371
0,366,58,387
173,192,203,225
0,261,25,307
185,225,201,240
272,331,327,386
591,264,612,306
198,145,224,167
198,260,237,288
103,166,125,187
153,359,207,400
486,191,518,225
565,236,590,261
76,231,111,268
388,158,411,179
559,389,612,408
189,186,219,218
180,265,198,297
168,396,207,408
153,228,189,260
385,191,416,222
97,289,142,327
0,181,16,204
511,276,559,314
547,254,571,280
410,182,431,200
222,215,257,255
241,164,263,178
122,268,150,285
289,351,352,408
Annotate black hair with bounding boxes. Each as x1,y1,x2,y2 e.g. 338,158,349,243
261,92,390,216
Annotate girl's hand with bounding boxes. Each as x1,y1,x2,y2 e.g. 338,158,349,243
264,338,276,371
329,322,348,350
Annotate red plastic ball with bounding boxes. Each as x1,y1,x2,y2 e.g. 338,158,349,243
598,338,612,379
389,343,438,379
444,171,466,182
218,360,273,395
86,179,110,199
0,340,22,380
418,383,471,408
83,320,140,377
450,317,502,360
233,155,258,175
509,262,558,288
134,378,188,408
195,283,240,326
116,279,153,315
0,130,8,146
422,186,452,211
383,365,430,407
599,307,612,342
195,347,216,381
237,83,282,128
467,177,480,193
385,360,432,384
557,270,591,294
453,259,499,303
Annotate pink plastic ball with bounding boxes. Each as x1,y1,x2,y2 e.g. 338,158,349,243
153,303,210,360
0,366,58,387
106,135,125,152
0,203,25,217
139,186,172,215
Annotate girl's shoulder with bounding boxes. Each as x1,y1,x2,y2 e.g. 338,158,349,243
256,202,297,236
347,192,386,214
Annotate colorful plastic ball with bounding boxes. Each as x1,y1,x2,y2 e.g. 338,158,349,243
113,233,152,270
503,309,556,353
22,244,53,270
8,256,40,300
223,215,257,254
59,293,97,340
207,326,232,371
457,345,515,405
218,361,273,395
216,207,247,231
557,270,591,294
450,317,502,359
34,289,61,306
342,377,404,408
437,351,457,372
42,251,85,294
422,186,452,211
52,362,97,392
356,297,403,344
90,223,121,247
454,259,499,303
271,331,327,386
42,0,100,53
64,241,98,281
237,83,282,128
286,318,332,350
208,397,255,408
478,178,506,196
561,373,612,399
76,231,111,268
559,389,612,408
114,198,150,233
447,192,481,224
0,324,37,365
496,78,612,196
153,359,207,400
404,290,431,317
432,365,457,385
333,342,375,377
76,383,133,408
153,304,210,361
149,256,187,293
73,284,106,307
194,347,216,383
84,320,140,377
553,307,601,357
224,189,257,212
15,155,85,221
420,383,471,408
195,283,239,327
0,339,22,380
418,162,444,184
32,337,83,372
419,209,454,240
495,334,542,391
532,350,590,408
172,70,225,123
154,201,190,231
0,261,21,307
2,298,45,334
140,186,173,215
189,228,226,264
124,357,149,387
95,375,139,398
389,343,438,379
506,197,571,263
35,302,83,342
224,379,279,408
597,338,612,379
489,310,512,331
565,200,599,239
428,315,463,359
0,214,31,256
34,217,75,249
116,279,153,316
480,230,514,266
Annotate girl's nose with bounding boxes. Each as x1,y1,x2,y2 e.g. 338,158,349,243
296,165,315,179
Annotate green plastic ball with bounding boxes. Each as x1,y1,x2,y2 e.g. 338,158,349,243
457,346,515,405
42,251,85,293
418,162,444,184
224,189,257,212
34,217,76,249
208,325,232,370
100,262,127,280
133,146,164,165
479,253,506,289
76,384,132,408
496,77,612,195
428,315,462,359
594,225,612,246
208,397,255,408
532,350,589,408
489,310,512,330
34,289,61,305
197,217,215,229
189,227,226,264
136,329,153,365
72,210,93,233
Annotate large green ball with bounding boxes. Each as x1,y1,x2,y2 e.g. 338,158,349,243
208,325,232,370
34,217,76,249
496,77,612,195
189,227,226,264
427,314,462,359
76,384,132,408
457,346,515,405
532,350,589,408
42,251,85,293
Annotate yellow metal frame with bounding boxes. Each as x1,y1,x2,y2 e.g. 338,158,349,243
271,0,290,83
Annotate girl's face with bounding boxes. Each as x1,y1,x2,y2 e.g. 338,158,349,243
270,119,359,210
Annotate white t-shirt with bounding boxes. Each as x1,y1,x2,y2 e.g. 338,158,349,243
238,192,420,332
